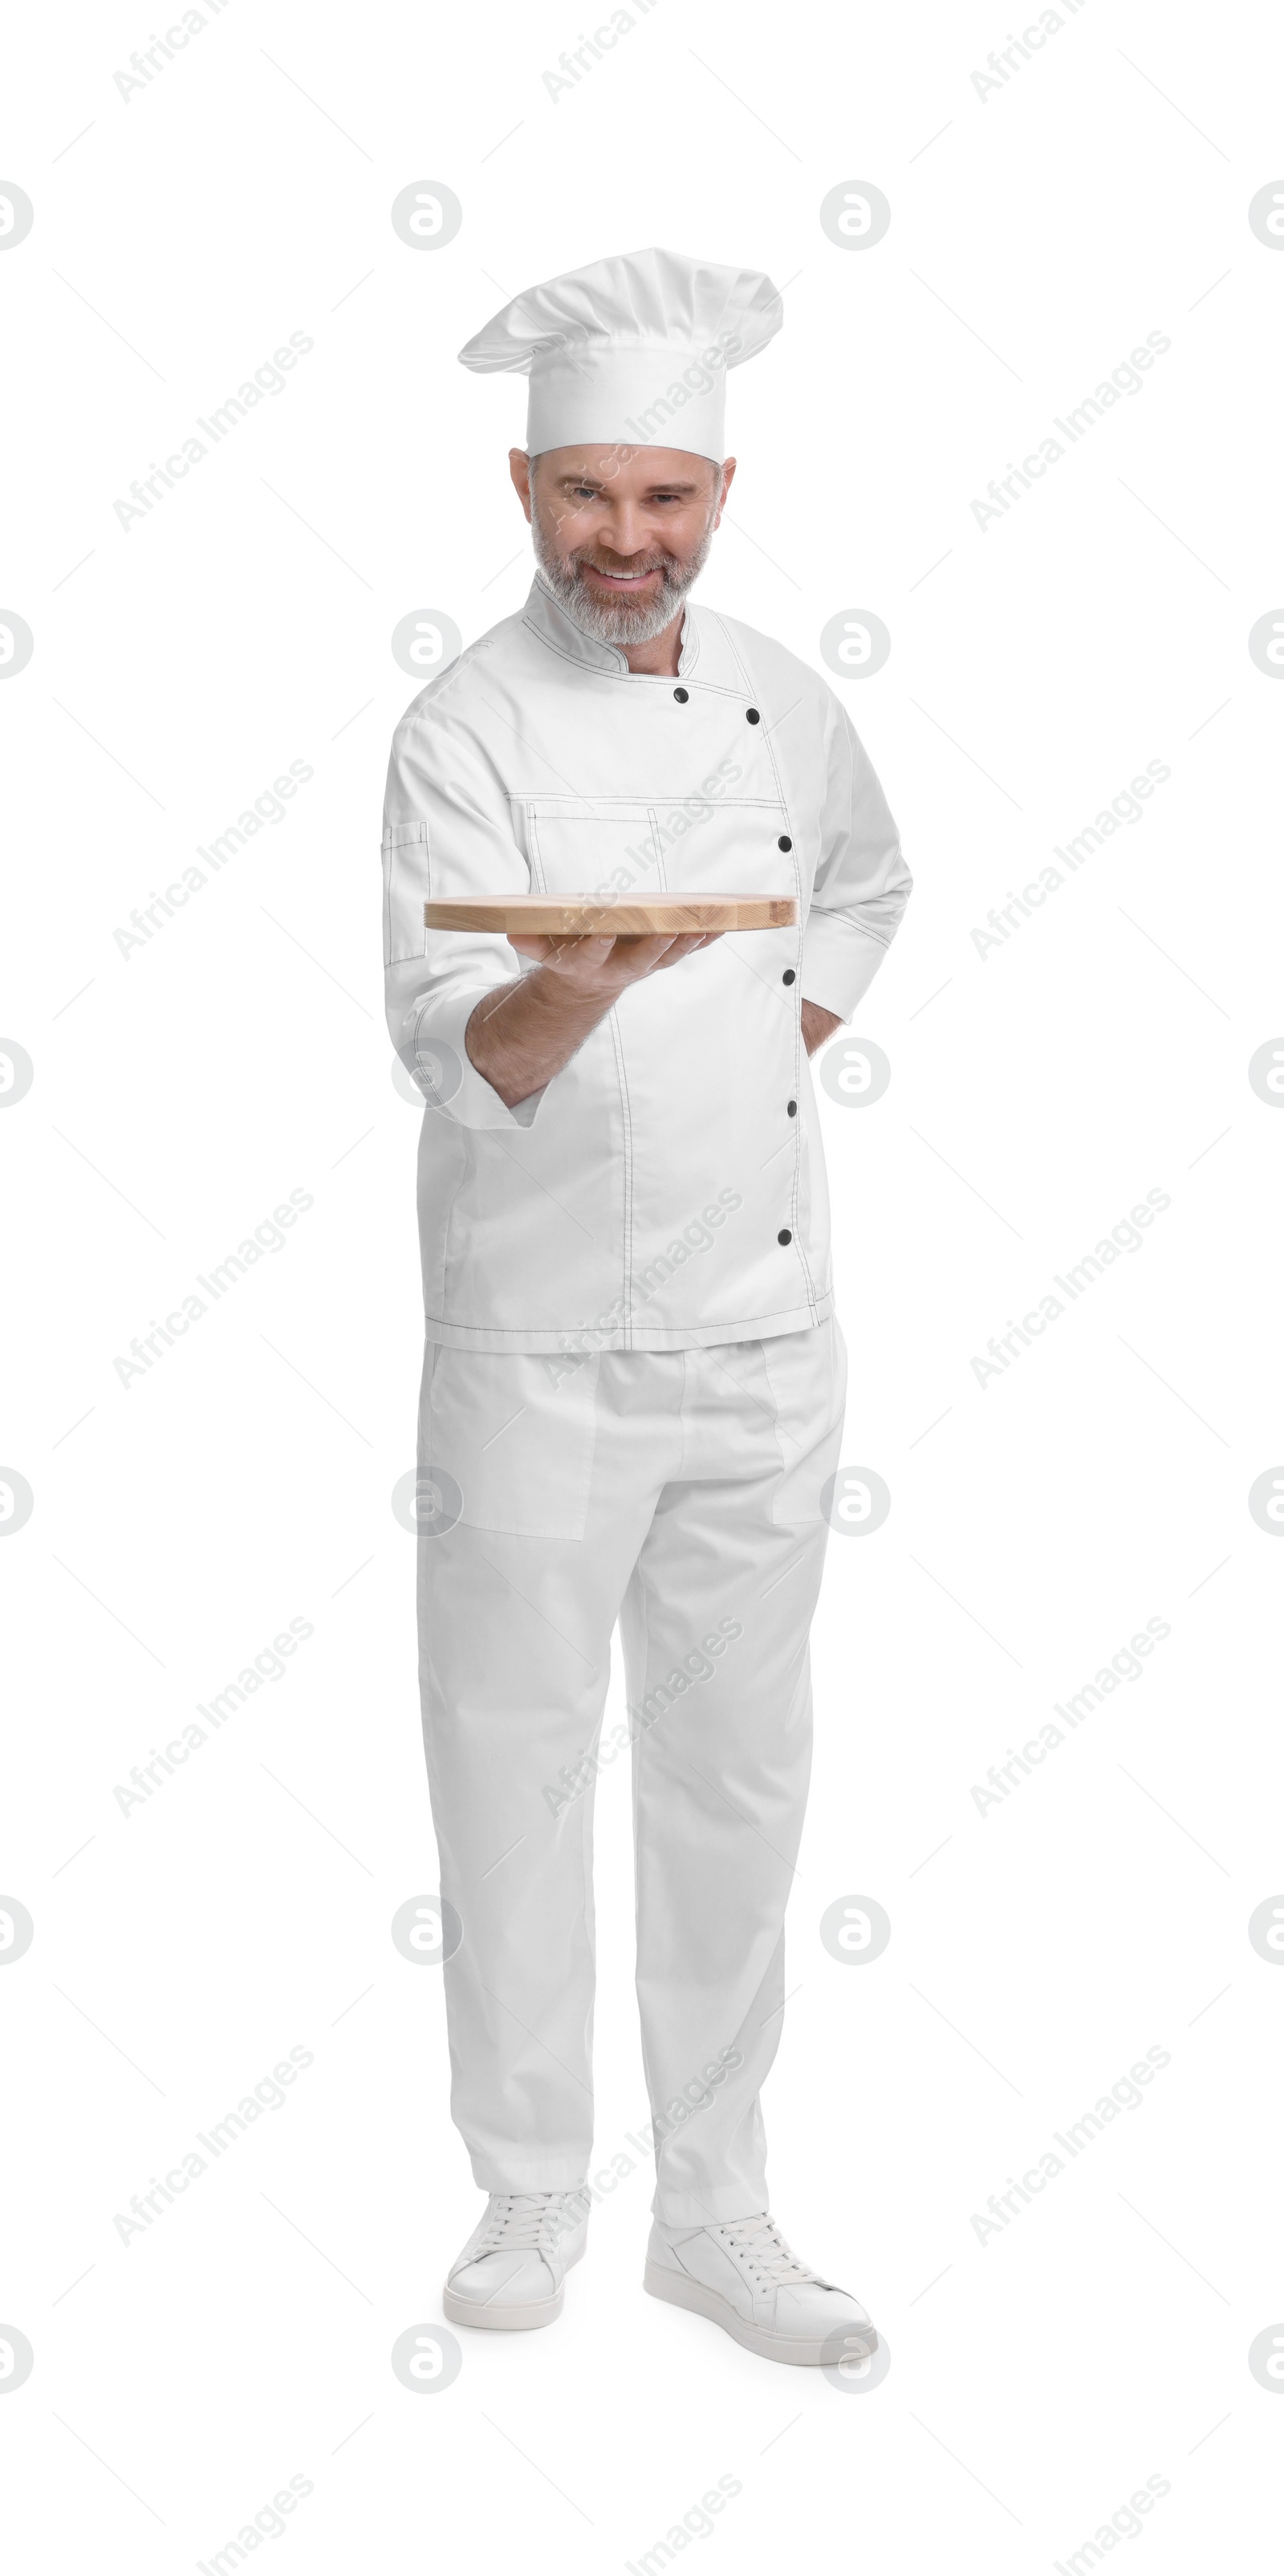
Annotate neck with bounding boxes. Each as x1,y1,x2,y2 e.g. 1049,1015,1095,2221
622,608,685,678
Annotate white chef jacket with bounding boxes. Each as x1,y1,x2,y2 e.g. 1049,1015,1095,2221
382,575,911,1353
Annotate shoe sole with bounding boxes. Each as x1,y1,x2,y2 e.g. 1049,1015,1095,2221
443,2239,584,2333
643,2258,878,2368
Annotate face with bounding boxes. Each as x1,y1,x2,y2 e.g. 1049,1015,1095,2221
510,444,735,644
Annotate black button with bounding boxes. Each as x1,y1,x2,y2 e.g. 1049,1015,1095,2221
778,1229,792,1245
786,1100,797,1117
782,968,795,986
778,835,792,850
673,686,689,702
746,707,760,723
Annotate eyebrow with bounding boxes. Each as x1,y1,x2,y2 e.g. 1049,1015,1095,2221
553,474,704,495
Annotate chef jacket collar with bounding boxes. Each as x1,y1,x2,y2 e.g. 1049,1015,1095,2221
523,572,701,681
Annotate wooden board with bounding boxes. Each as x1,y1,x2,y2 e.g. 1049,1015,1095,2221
423,893,797,934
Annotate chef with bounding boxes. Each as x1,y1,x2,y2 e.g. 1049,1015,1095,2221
383,249,912,2366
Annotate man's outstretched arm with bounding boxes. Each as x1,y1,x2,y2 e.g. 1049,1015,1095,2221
465,930,721,1108
466,934,843,1109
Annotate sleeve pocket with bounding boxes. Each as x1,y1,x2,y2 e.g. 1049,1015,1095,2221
382,820,429,966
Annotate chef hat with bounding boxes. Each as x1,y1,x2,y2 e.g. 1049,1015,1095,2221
457,246,782,463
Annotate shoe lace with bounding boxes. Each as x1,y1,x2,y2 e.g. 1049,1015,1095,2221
476,2190,586,2256
719,2212,820,2285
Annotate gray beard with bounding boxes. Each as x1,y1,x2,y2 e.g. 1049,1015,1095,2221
532,515,715,646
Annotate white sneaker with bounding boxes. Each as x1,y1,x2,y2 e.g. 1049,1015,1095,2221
644,2211,877,2366
444,2187,591,2330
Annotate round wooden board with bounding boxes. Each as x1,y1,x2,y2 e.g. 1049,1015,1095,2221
423,893,797,934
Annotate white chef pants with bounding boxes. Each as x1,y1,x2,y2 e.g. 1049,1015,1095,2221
415,1315,847,2225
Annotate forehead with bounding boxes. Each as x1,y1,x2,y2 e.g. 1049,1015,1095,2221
535,444,717,494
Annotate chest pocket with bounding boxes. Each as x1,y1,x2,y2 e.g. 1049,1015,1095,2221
651,797,794,896
526,796,794,899
526,802,661,897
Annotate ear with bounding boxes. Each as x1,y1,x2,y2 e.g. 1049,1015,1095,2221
713,456,737,525
509,449,534,522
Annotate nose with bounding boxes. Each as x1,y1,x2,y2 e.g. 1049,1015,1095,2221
600,506,650,560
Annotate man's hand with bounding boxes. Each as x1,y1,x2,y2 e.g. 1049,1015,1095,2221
509,926,722,991
801,999,843,1057
465,930,723,1109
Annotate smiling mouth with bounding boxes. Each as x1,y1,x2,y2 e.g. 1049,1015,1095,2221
582,563,664,589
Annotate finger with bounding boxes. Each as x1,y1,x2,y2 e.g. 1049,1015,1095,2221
611,933,679,968
518,933,619,970
652,931,719,967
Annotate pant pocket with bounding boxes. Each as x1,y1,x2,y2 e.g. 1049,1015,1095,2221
762,1316,847,1525
419,1342,601,1539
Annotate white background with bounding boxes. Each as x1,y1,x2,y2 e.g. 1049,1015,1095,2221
2,0,1283,2567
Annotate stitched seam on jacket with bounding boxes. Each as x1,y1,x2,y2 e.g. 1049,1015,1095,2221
414,820,472,1304
702,612,818,1321
807,910,892,954
413,996,472,1308
526,803,547,892
607,1009,635,1351
509,793,790,812
419,1293,834,1337
646,804,664,892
